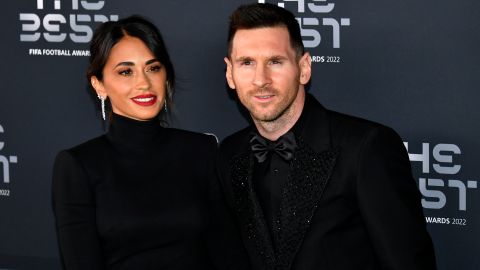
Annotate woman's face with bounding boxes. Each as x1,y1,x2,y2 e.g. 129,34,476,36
91,35,167,121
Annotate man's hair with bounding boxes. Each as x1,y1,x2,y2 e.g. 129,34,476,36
227,3,304,58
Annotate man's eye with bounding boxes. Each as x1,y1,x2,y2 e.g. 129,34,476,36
271,60,282,65
118,69,132,76
242,61,252,66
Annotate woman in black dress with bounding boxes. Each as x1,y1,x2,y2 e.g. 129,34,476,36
52,16,247,270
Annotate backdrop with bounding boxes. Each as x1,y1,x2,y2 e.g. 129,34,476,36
1,0,479,269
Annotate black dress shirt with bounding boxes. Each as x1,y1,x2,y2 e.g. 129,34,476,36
252,143,290,248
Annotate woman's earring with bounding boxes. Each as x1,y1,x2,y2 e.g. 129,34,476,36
164,99,168,113
98,95,106,120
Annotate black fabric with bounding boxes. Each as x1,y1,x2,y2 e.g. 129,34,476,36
249,131,296,247
251,145,290,250
52,113,249,270
249,131,297,163
229,153,275,270
218,94,437,270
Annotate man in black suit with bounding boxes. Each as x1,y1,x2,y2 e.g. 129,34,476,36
218,3,436,270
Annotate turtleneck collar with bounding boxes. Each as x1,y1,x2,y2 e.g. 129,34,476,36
106,113,164,150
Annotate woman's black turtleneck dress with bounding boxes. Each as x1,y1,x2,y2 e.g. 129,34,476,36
52,113,241,270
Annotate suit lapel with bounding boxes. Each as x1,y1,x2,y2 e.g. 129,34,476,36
273,94,340,270
229,151,276,270
274,138,339,270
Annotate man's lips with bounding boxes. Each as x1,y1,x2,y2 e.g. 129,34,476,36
253,94,275,101
131,94,157,106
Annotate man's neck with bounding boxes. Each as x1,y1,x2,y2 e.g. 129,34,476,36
253,89,305,141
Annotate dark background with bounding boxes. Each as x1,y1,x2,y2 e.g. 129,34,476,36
1,0,479,269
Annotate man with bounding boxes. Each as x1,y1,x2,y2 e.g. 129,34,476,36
218,3,436,270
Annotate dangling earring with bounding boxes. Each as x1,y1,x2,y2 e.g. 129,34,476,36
98,95,106,120
165,81,171,114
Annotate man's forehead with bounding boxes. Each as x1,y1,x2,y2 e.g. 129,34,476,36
232,26,290,41
230,26,294,57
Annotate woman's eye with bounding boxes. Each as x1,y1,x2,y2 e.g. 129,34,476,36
148,65,162,72
118,69,132,76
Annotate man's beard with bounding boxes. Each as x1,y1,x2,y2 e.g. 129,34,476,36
245,87,296,123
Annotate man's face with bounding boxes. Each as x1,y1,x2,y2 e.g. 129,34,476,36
225,26,311,123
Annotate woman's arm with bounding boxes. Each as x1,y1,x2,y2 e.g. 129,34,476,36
52,150,104,270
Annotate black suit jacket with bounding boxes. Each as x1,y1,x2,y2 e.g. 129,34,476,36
218,94,436,270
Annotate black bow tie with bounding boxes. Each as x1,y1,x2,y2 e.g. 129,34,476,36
249,131,297,163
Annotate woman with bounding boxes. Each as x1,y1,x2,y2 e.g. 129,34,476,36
52,16,245,270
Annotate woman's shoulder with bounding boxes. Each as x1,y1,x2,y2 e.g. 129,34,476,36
54,135,109,167
65,134,109,157
164,128,218,147
53,135,109,183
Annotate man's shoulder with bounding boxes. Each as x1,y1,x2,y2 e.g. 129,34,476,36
306,94,398,140
329,109,387,131
326,109,402,147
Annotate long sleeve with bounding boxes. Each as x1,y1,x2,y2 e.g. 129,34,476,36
52,150,104,270
356,126,437,270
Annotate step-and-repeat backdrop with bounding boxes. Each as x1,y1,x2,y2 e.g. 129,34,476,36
1,0,479,269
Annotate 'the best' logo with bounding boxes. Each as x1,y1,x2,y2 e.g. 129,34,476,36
258,0,351,48
405,142,479,211
19,0,118,43
0,124,18,185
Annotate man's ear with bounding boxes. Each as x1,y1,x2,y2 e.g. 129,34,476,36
299,52,312,85
91,76,107,98
224,57,236,90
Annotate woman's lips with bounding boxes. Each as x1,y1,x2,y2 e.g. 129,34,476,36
131,94,157,106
